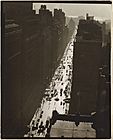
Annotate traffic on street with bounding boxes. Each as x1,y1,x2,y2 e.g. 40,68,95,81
24,29,77,137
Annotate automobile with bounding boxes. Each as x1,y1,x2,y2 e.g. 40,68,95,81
61,77,63,81
41,111,43,114
39,114,42,118
50,89,53,92
45,92,50,96
37,119,40,122
63,66,65,69
65,100,70,103
32,126,37,131
51,93,54,97
46,97,51,101
60,88,63,94
48,98,51,101
45,88,50,92
63,102,65,106
54,98,59,101
63,98,70,103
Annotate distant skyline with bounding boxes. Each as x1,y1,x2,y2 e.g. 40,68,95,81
33,3,111,20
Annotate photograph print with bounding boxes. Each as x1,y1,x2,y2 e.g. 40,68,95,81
1,1,111,138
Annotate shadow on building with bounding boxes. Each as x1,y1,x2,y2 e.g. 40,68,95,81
2,2,74,138
69,14,111,138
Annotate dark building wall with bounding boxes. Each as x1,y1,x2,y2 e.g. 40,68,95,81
2,20,23,137
2,2,69,138
77,19,102,41
70,41,102,114
95,25,111,138
69,16,111,138
69,15,103,115
3,2,35,22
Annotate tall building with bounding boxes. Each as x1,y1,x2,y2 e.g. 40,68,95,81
53,8,68,62
2,2,69,138
69,14,102,115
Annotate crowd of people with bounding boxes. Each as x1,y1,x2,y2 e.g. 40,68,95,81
24,33,76,137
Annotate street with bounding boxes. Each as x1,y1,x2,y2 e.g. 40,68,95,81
24,28,95,138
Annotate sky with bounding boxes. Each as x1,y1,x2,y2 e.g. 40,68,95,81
33,3,111,20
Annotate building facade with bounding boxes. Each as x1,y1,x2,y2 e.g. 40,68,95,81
2,2,71,138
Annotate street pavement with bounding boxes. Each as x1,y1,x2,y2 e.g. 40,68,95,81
24,28,96,138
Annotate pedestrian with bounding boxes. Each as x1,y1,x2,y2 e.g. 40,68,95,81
37,129,41,136
45,120,49,128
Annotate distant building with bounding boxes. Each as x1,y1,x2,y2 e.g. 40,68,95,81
67,18,76,39
54,8,66,29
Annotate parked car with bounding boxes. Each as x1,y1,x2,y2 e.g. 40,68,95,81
54,98,59,101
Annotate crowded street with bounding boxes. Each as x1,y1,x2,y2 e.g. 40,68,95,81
3,3,110,138
24,29,77,137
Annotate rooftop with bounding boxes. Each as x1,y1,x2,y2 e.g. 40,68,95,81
50,120,96,138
